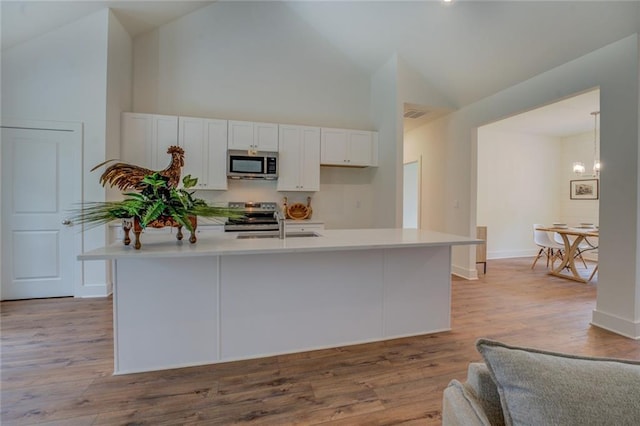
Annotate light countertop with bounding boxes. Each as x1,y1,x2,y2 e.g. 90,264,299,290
79,228,482,261
285,218,324,224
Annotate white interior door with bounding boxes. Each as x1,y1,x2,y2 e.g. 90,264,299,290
1,122,82,300
403,160,421,229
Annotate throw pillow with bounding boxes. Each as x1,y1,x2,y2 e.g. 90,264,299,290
476,338,640,426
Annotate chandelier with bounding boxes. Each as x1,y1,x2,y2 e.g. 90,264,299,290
591,111,601,176
573,111,600,176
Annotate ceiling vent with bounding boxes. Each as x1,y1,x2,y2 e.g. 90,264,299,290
403,109,428,119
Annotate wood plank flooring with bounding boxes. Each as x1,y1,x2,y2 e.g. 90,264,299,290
2,257,639,425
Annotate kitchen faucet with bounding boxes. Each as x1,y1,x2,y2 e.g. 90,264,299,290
274,210,286,239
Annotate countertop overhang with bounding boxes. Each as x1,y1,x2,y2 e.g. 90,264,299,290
78,228,482,261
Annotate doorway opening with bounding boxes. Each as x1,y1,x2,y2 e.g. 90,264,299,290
403,159,421,229
476,88,600,263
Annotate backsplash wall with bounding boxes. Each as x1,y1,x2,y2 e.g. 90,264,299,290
193,167,377,230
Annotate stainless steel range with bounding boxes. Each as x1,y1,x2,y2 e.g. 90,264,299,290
224,201,280,232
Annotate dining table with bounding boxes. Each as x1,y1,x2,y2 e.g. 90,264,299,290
536,225,599,283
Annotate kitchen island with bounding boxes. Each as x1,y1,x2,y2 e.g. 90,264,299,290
80,228,481,374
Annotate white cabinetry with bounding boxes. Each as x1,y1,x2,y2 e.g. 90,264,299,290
277,125,320,192
178,117,228,190
320,128,378,167
121,113,178,170
228,120,278,151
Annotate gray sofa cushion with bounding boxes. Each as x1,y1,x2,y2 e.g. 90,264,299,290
476,338,640,426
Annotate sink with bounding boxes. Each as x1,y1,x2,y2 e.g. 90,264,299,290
236,233,279,239
287,232,321,238
236,232,320,239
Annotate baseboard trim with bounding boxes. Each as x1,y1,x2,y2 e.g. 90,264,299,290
74,285,112,298
591,309,640,340
452,264,478,280
488,249,537,260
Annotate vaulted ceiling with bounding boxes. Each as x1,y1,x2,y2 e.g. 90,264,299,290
1,1,214,51
2,1,638,133
286,1,639,108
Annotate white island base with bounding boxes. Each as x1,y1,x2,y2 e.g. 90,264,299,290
114,246,450,374
81,229,480,374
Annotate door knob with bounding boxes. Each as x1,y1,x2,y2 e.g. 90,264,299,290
62,219,72,226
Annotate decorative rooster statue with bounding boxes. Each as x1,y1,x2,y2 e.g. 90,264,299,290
92,145,185,190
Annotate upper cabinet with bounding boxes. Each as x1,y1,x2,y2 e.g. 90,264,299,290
178,116,228,190
122,113,227,190
228,120,278,152
121,113,178,170
122,112,377,194
320,128,378,167
277,125,320,192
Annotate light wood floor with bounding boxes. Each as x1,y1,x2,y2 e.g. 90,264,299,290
2,257,639,425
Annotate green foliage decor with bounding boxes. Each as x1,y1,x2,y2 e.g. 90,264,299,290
72,173,242,232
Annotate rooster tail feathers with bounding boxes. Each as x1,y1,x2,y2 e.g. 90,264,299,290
90,159,121,172
99,163,154,190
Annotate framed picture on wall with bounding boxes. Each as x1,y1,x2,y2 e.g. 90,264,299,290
570,179,599,200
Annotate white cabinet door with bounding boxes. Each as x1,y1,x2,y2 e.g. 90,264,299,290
299,126,321,191
320,128,378,167
179,116,207,186
227,120,254,150
228,120,278,151
121,112,178,170
254,122,278,151
204,119,229,190
277,125,302,191
320,128,348,165
277,125,320,192
179,116,227,190
152,116,180,169
121,113,152,168
348,130,375,166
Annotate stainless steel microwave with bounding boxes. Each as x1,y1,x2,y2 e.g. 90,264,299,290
227,150,278,180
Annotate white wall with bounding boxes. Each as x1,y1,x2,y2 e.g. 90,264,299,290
104,11,133,294
370,55,401,228
370,55,456,229
475,128,601,260
106,11,133,180
2,9,110,296
131,1,384,229
134,2,371,128
397,52,454,229
559,132,600,226
476,129,562,259
1,9,132,297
